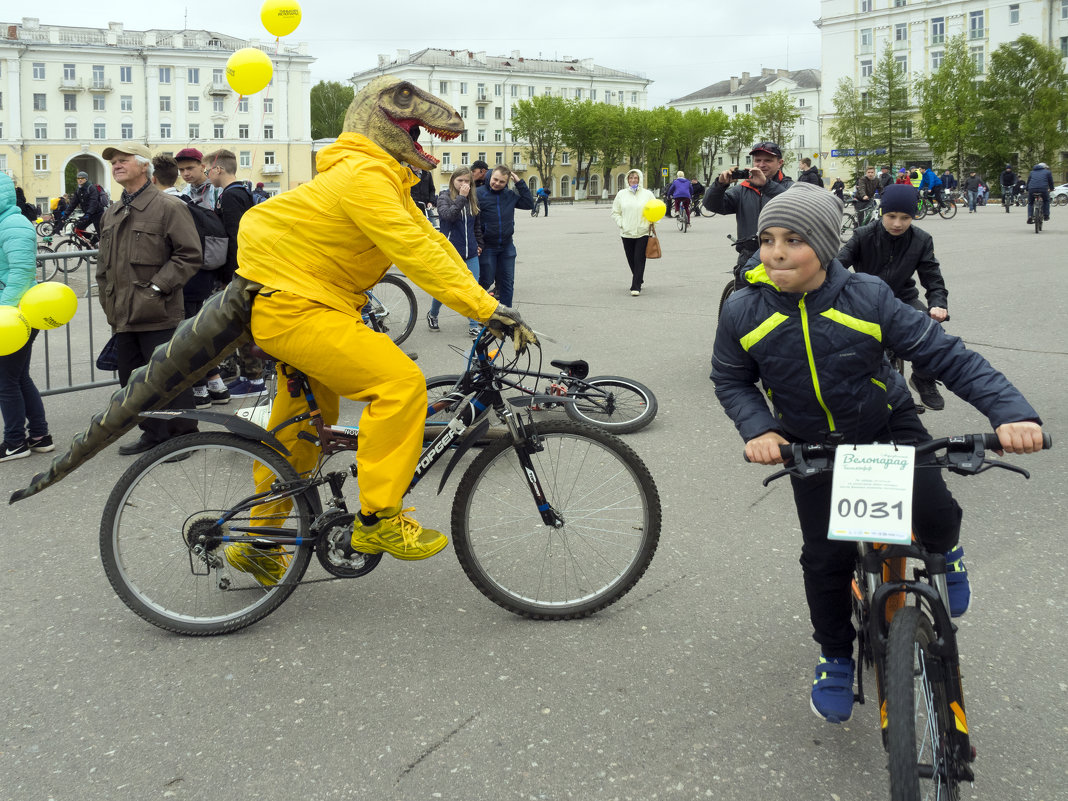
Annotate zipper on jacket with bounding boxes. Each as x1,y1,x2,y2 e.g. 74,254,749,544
798,295,836,432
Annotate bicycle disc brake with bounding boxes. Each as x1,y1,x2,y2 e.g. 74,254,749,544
314,510,383,578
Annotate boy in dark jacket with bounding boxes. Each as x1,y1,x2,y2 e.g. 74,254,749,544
711,183,1044,724
836,183,948,410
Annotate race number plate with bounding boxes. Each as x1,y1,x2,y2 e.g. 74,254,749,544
828,444,914,544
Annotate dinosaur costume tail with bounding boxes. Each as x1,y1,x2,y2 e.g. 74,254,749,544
9,277,263,504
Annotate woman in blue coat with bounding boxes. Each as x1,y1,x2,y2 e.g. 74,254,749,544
0,173,53,461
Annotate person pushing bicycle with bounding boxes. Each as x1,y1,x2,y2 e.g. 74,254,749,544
711,183,1044,724
836,183,949,411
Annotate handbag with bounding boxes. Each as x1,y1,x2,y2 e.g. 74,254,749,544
645,226,661,259
96,335,119,372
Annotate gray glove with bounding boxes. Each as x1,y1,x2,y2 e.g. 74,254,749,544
485,304,539,354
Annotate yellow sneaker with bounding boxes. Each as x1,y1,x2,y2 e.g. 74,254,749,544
224,543,292,587
350,506,448,561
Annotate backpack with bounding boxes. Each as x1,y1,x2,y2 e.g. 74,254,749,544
179,195,228,269
96,185,112,208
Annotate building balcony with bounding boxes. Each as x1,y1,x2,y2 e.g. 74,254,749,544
439,164,454,173
261,163,283,175
512,162,527,172
58,79,85,92
89,80,113,93
474,92,491,104
206,81,233,96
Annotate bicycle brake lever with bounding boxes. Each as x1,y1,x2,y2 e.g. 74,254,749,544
981,460,1031,479
762,468,791,487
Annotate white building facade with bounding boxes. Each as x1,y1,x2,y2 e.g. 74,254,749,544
668,68,823,176
351,49,651,198
0,17,315,211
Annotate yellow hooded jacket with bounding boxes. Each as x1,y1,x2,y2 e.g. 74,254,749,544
236,133,499,322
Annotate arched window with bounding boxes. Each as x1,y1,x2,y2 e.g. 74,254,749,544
559,177,570,197
589,174,599,196
528,176,538,192
617,173,626,191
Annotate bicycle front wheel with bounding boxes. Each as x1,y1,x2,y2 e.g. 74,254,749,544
717,278,736,318
452,420,661,619
839,213,857,242
36,245,59,281
564,375,658,434
52,238,91,275
100,433,315,635
367,273,417,346
885,606,963,801
36,220,55,238
937,201,957,220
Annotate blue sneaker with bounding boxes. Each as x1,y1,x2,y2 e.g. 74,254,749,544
944,546,970,617
810,655,855,723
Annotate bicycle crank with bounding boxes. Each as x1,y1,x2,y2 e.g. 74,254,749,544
313,510,383,578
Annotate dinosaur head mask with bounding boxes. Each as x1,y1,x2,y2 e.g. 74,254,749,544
343,75,463,171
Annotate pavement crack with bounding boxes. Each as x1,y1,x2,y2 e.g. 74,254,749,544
396,712,480,784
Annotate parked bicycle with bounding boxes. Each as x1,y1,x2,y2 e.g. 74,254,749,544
99,328,662,635
425,345,657,435
361,273,417,346
761,433,1051,801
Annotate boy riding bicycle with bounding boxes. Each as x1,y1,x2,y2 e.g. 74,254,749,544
711,183,1044,724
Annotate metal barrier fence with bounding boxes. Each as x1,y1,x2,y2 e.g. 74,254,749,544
35,248,119,397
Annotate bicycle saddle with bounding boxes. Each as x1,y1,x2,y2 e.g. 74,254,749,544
550,359,589,379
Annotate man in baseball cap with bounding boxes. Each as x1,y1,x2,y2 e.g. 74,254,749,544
101,143,154,160
174,146,218,209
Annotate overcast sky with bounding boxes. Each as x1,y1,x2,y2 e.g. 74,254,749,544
30,0,823,106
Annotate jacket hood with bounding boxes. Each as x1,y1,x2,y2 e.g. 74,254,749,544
0,173,16,215
625,169,645,188
315,133,416,188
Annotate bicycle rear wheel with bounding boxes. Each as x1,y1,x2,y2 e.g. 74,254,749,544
52,237,91,275
564,375,658,434
366,273,417,346
885,606,963,801
717,278,737,318
99,433,315,635
452,420,661,619
840,213,857,242
937,201,957,220
36,245,59,281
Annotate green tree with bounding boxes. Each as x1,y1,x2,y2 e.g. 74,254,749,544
698,109,730,183
646,108,678,190
509,95,568,189
981,34,1068,172
751,89,804,167
622,107,656,178
673,109,715,178
867,42,914,170
724,113,759,166
559,100,601,195
917,35,980,179
310,80,355,140
595,103,628,197
827,76,873,179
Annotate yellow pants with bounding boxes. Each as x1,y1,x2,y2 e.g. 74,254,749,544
250,290,426,515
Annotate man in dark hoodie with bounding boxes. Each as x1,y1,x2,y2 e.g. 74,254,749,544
798,158,822,186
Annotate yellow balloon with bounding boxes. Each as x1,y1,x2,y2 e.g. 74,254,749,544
261,0,302,37
19,281,78,330
226,48,274,96
0,306,31,356
642,199,667,223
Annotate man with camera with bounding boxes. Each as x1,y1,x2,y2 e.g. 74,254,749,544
703,141,793,287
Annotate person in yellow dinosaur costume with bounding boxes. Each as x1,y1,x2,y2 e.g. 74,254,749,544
227,76,537,583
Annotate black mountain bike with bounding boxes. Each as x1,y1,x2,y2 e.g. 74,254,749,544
361,273,417,346
762,433,1051,801
99,328,662,635
1029,192,1045,234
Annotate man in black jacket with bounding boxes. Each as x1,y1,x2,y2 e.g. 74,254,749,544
798,158,822,186
836,183,948,410
704,141,793,286
999,165,1016,213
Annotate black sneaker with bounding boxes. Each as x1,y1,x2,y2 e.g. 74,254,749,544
28,434,55,453
208,387,231,405
193,391,212,410
426,313,440,332
0,440,30,462
909,375,945,411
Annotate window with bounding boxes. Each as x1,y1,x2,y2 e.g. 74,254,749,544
895,55,908,73
240,151,251,168
441,152,451,167
264,151,276,165
477,129,486,142
121,95,133,112
159,67,172,83
63,63,76,80
1061,36,1068,58
860,28,873,53
439,80,448,94
1009,4,1019,24
544,86,552,96
93,94,106,111
494,84,502,96
0,93,3,110
213,68,225,84
562,151,570,165
65,123,78,140
188,67,200,84
931,17,944,44
263,97,273,113
494,130,502,142
745,103,751,112
494,107,502,119
894,0,906,6
860,91,871,109
94,123,106,139
1063,0,1067,19
495,152,503,164
576,88,584,100
477,82,487,99
120,66,132,83
631,92,637,103
931,51,944,69
797,135,805,148
213,98,225,113
237,97,248,113
92,65,105,88
33,94,46,111
528,85,535,98
34,154,49,171
64,94,77,111
33,63,45,80
459,106,468,119
121,123,133,139
861,0,871,12
969,10,984,39
903,119,913,137
160,123,172,139
511,84,518,97
799,98,806,107
477,152,486,163
188,123,200,138
895,23,908,42
214,124,225,139
264,124,274,139
238,124,249,139
861,59,873,77
461,152,469,165
188,96,199,112
512,152,521,166
970,46,984,73
732,104,738,113
160,96,171,112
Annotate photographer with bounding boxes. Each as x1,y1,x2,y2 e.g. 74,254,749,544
703,142,793,287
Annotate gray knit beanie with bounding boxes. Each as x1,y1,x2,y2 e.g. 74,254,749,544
757,183,844,268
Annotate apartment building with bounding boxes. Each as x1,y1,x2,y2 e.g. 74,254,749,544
668,68,823,174
351,49,651,198
0,17,315,211
816,0,1068,173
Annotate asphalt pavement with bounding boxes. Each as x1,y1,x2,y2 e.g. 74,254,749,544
2,197,1065,801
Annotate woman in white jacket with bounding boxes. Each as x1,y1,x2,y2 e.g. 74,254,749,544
611,169,656,296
